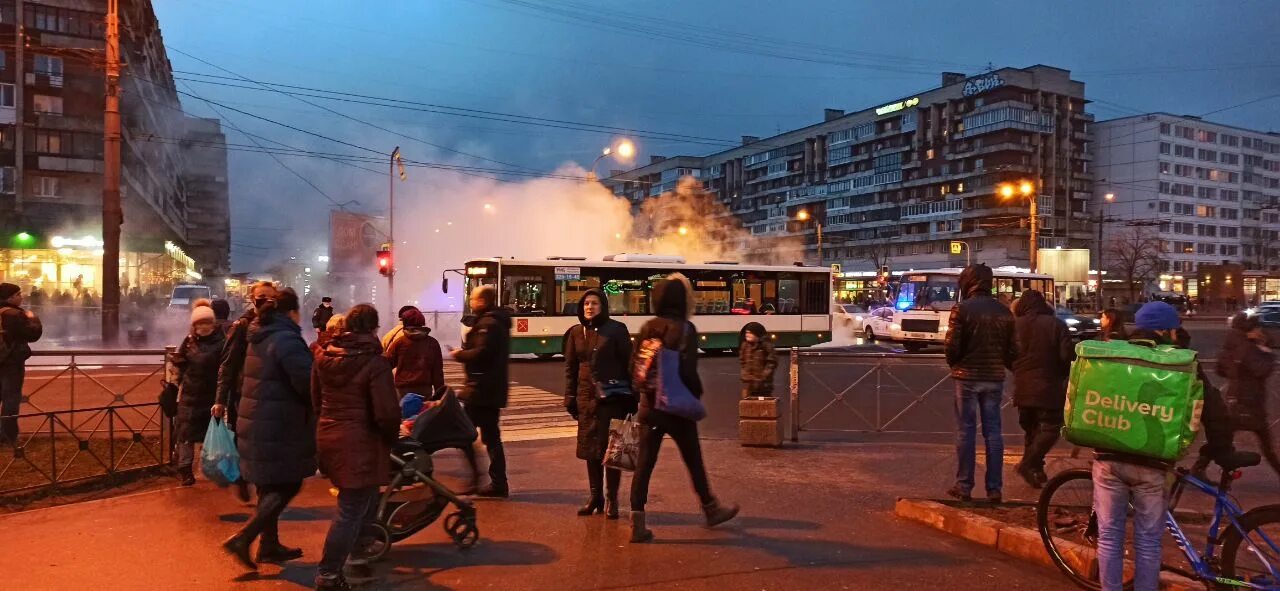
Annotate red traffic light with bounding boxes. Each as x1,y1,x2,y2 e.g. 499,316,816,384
376,249,393,277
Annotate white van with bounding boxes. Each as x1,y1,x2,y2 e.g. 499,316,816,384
168,284,212,309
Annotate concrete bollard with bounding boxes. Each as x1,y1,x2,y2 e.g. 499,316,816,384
739,396,783,447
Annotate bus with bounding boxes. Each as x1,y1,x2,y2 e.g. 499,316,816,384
861,267,1054,350
445,254,833,356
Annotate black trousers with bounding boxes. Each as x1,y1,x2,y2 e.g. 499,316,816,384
1017,407,1063,472
464,405,507,488
1194,422,1280,481
0,363,25,444
237,481,303,545
630,413,713,512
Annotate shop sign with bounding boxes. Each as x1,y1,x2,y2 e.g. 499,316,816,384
874,96,920,116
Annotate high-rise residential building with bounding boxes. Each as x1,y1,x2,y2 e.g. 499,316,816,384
1093,113,1280,296
0,0,230,298
606,65,1094,302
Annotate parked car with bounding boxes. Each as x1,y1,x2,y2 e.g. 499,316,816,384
833,303,870,335
1055,307,1100,340
1234,302,1280,327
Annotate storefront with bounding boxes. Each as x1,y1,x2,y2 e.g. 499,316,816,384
0,236,202,302
835,273,888,304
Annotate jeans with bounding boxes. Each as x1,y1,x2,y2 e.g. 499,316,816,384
319,486,380,576
1017,406,1063,473
630,413,714,511
235,481,303,546
464,405,507,488
0,363,25,444
1093,460,1168,591
954,380,1005,494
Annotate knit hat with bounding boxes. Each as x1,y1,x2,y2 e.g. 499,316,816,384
402,308,426,327
191,305,216,325
1134,301,1181,331
0,283,20,301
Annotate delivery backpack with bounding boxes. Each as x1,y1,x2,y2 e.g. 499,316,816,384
1063,339,1205,462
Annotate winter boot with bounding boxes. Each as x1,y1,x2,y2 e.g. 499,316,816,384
702,499,740,528
604,493,620,520
221,534,256,571
577,489,604,516
256,541,303,563
314,573,352,591
178,467,195,487
629,511,654,543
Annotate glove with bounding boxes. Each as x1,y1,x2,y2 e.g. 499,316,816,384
565,399,579,420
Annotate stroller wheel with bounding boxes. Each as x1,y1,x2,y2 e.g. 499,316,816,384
444,511,480,549
351,522,392,564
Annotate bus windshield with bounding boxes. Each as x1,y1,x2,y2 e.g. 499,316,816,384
895,274,959,311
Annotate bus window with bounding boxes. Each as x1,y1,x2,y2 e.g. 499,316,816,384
558,277,600,315
504,274,547,315
693,279,730,315
778,279,800,314
802,276,829,314
602,279,650,315
465,276,497,313
761,280,778,314
731,278,764,314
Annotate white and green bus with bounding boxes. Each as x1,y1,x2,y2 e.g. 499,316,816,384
445,254,833,356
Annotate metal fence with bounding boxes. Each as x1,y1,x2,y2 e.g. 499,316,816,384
787,349,1276,441
21,349,170,430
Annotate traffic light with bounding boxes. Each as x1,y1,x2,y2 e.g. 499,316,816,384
878,266,890,286
376,248,393,277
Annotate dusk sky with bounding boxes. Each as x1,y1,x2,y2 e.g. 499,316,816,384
152,0,1280,271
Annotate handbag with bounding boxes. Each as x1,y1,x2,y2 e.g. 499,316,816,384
603,414,641,472
595,380,633,401
158,382,179,418
633,322,706,421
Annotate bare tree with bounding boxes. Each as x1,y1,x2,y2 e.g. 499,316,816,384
1106,227,1164,302
863,241,892,272
1245,227,1280,271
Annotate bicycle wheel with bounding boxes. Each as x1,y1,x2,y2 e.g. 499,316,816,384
1219,504,1280,589
1037,468,1133,591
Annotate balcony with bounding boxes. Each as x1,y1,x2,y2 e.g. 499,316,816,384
37,156,103,174
34,113,102,133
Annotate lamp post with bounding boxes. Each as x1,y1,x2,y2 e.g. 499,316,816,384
1097,192,1115,309
587,139,635,183
796,209,823,266
998,180,1038,272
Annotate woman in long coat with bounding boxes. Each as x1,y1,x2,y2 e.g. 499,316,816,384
563,289,635,519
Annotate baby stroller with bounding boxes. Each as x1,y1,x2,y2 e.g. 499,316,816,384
357,388,480,561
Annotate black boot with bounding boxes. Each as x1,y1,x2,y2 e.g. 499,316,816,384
179,467,195,487
702,499,740,528
629,511,654,543
604,468,621,520
221,534,256,571
315,573,352,590
577,491,604,516
605,494,620,520
256,540,303,563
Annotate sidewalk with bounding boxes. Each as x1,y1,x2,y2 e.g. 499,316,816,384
0,438,1093,591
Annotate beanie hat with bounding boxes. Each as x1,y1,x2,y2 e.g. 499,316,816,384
210,299,231,320
191,305,216,325
402,308,426,327
1134,301,1181,331
0,283,19,301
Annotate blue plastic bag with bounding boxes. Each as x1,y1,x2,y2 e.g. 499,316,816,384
201,418,241,486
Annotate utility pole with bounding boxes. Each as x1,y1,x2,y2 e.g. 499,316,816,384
1029,192,1039,273
387,147,399,313
14,0,23,214
101,0,122,343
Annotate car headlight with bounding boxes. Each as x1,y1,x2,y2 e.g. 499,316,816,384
854,315,863,321
1092,318,1101,325
1064,318,1080,326
890,323,901,331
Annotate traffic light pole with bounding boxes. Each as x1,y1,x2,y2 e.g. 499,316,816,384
387,147,396,313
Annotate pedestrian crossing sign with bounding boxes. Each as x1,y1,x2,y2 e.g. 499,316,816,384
830,263,841,276
950,241,963,255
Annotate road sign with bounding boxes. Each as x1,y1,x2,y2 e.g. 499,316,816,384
830,263,841,275
950,241,963,255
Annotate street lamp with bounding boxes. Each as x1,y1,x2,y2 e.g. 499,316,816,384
997,179,1039,272
588,139,636,183
795,209,824,265
1097,192,1115,309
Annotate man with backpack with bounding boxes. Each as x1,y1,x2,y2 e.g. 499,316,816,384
0,283,43,444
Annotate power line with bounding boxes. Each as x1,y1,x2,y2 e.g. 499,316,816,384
1201,92,1280,117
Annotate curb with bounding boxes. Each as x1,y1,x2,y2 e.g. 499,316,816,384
894,498,1200,591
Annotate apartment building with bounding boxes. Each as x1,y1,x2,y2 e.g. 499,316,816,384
606,65,1095,294
1093,113,1280,295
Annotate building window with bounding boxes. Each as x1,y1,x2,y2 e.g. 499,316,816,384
1159,142,1170,155
0,167,13,193
0,83,13,108
1158,201,1170,213
33,176,60,198
34,130,61,153
1159,162,1170,174
33,94,62,114
34,54,63,77
1160,123,1171,135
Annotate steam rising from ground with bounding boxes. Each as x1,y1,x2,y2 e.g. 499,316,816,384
389,168,803,313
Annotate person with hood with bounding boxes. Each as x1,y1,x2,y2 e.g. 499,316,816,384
1010,289,1075,489
1092,301,1244,591
311,297,335,338
943,263,1017,503
221,288,315,571
312,304,400,590
738,322,777,399
381,305,421,351
628,274,739,543
384,308,445,399
0,283,42,444
449,286,511,497
563,289,634,519
172,304,228,486
1192,314,1280,482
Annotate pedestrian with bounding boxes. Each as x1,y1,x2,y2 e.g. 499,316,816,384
213,281,276,503
563,289,635,519
943,263,1017,503
449,286,511,497
0,283,43,445
1092,301,1243,591
737,321,777,399
312,304,400,590
629,274,739,543
384,308,445,399
380,305,420,351
312,314,346,359
210,299,232,335
311,296,335,338
1011,290,1075,489
1099,308,1126,342
171,303,227,486
1192,314,1280,482
220,288,315,570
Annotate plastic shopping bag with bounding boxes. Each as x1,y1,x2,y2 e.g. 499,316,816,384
200,418,241,486
603,415,641,472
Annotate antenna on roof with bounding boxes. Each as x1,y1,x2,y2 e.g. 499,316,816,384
985,61,995,72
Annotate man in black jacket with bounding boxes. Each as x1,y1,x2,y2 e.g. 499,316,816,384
311,296,334,338
0,283,43,444
451,285,512,497
943,264,1017,503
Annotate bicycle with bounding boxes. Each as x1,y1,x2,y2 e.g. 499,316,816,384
1036,451,1280,590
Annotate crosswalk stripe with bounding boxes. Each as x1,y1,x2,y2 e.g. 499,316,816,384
440,362,574,441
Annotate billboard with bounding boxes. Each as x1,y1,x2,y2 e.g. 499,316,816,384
329,211,387,275
1037,248,1090,283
